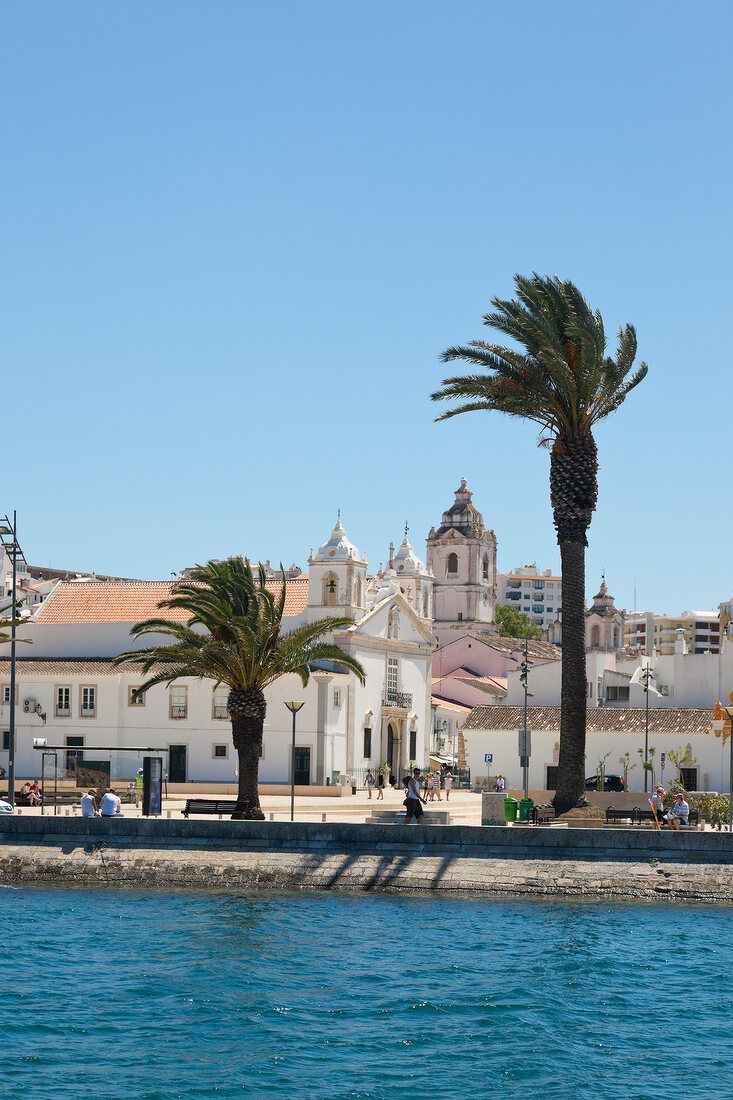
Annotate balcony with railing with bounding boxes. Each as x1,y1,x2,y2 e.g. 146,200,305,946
80,706,96,718
170,705,188,719
213,705,228,719
55,706,71,718
382,690,412,709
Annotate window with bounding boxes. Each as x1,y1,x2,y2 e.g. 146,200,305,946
507,591,521,601
80,686,96,718
546,766,559,789
212,688,228,719
482,555,490,581
333,689,341,707
533,579,545,589
363,727,372,758
1,685,18,706
65,735,84,772
680,767,698,791
387,657,398,696
169,687,188,719
323,572,339,607
606,685,630,701
128,686,146,707
590,625,600,647
409,729,417,760
447,553,458,576
387,608,399,639
55,686,71,717
212,744,229,759
532,605,544,614
457,611,463,621
2,731,9,751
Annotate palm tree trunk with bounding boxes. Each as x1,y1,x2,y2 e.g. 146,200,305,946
550,431,597,815
552,538,588,814
229,686,267,820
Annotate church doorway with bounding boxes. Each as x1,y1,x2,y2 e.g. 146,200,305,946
387,723,395,770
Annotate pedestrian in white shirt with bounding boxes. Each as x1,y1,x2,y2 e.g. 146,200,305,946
666,793,690,829
444,772,453,801
100,789,122,817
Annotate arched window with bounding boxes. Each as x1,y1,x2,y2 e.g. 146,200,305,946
482,554,490,581
323,572,339,607
590,624,600,648
613,626,619,648
447,552,458,576
388,608,400,640
354,575,362,607
422,591,429,618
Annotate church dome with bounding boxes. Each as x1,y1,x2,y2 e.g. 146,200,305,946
312,518,361,562
435,477,484,537
393,530,431,577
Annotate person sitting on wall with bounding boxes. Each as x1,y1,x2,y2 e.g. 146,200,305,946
665,792,690,829
28,781,42,806
100,788,122,817
493,775,505,792
16,782,33,806
80,790,99,818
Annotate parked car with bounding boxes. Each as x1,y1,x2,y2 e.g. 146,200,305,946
585,775,624,792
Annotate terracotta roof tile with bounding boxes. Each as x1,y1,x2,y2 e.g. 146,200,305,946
467,632,561,660
34,578,310,625
463,705,716,734
0,658,166,677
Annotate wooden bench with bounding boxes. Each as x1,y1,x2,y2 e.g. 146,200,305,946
182,798,238,818
605,806,700,827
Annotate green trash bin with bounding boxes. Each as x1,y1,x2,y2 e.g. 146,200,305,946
519,797,534,822
503,797,518,823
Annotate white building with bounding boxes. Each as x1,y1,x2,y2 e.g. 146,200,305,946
497,563,562,631
462,704,725,793
0,519,436,788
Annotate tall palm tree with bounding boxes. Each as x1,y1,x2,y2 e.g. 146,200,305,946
432,274,647,813
115,557,365,819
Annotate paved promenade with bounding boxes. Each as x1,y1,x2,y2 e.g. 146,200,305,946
10,788,484,825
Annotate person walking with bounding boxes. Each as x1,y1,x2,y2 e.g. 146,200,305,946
433,771,442,801
377,771,385,800
365,770,375,799
405,767,427,824
444,772,453,801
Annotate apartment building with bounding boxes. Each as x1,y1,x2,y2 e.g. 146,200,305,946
625,611,721,656
496,563,561,630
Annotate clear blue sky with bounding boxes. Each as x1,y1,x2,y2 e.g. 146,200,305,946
3,0,731,613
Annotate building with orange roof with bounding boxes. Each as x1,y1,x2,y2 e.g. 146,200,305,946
0,519,437,789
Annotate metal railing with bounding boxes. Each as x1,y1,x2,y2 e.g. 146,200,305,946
381,690,412,708
213,705,228,719
170,705,188,719
80,706,96,718
55,707,71,718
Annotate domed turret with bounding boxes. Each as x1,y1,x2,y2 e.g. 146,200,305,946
307,515,368,621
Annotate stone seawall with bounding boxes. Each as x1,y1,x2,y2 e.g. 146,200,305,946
2,818,733,902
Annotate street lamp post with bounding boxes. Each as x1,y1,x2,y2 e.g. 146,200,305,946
518,638,534,800
0,512,23,808
640,663,654,793
724,706,733,834
284,701,305,822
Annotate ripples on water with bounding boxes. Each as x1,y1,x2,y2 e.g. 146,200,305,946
1,885,731,1100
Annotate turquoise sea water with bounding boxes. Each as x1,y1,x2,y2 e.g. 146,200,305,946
1,887,731,1100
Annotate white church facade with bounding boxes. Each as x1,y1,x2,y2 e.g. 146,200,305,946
0,519,436,788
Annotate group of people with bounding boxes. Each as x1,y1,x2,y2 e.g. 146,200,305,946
16,781,42,806
650,787,690,829
81,788,123,818
365,768,453,802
